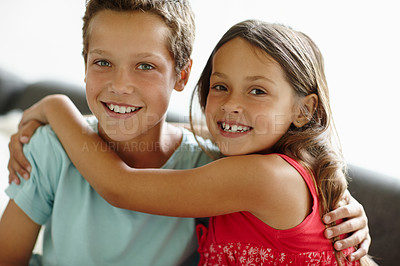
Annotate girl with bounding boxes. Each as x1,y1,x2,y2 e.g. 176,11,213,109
12,20,373,265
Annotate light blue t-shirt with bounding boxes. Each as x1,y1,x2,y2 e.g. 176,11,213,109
6,119,215,266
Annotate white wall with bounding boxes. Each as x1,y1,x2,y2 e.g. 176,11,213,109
1,0,399,178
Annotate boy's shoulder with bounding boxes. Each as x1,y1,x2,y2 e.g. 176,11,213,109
28,124,63,150
179,128,218,155
163,128,218,169
27,117,98,160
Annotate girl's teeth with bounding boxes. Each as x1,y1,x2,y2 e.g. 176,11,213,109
221,122,250,133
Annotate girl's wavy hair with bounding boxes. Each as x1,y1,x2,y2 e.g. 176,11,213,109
190,19,348,262
82,0,195,75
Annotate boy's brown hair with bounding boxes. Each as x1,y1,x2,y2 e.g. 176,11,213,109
82,0,195,74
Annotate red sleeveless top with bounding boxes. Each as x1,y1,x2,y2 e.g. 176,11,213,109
196,154,359,265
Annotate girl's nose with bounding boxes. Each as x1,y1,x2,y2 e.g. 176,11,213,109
220,96,242,114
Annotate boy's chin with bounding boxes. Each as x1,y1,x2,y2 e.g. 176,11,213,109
98,129,139,143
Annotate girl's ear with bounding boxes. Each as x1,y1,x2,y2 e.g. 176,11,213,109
174,59,193,92
293,93,318,128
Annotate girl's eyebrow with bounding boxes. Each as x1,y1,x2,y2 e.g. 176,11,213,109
245,75,276,85
211,72,226,79
211,72,276,85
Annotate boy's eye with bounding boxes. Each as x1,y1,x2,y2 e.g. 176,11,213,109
249,88,266,95
137,63,154,70
95,60,111,67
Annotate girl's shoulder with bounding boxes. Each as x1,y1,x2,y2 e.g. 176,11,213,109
243,153,313,230
235,153,305,180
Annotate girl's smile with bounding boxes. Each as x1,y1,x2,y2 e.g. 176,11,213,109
205,37,298,156
218,121,253,137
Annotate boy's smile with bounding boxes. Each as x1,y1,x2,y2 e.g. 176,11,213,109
103,102,142,118
105,103,141,115
84,10,182,143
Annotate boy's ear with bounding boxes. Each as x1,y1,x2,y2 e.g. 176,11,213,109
174,59,192,92
293,93,318,128
84,64,87,83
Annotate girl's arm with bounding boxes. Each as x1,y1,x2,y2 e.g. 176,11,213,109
13,94,371,259
0,200,41,265
18,95,300,219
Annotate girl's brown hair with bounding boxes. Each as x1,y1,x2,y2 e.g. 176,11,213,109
191,19,348,263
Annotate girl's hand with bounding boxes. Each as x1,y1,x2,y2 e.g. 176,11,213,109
8,94,69,185
323,190,370,261
8,120,42,185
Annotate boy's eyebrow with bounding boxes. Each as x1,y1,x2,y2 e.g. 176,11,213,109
88,49,164,60
211,72,276,85
89,49,107,56
135,52,164,60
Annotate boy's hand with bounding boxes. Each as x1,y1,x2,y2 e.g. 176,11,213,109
8,120,42,185
323,190,370,261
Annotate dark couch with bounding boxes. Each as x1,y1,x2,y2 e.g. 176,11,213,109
1,69,400,265
347,165,400,265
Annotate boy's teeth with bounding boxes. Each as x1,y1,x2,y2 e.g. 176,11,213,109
107,104,138,114
221,122,250,133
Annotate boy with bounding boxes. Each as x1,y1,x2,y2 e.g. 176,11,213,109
0,1,207,265
1,0,370,265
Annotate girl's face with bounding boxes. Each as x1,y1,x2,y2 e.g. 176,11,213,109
85,10,185,143
205,37,298,156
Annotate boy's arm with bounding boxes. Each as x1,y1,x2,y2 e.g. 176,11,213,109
323,190,370,261
0,200,41,265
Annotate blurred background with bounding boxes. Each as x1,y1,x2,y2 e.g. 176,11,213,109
0,0,399,178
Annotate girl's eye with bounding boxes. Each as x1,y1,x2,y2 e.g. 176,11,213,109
212,85,227,91
95,60,111,67
137,63,154,70
249,88,266,95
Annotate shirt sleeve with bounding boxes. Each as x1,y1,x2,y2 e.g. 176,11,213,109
5,125,66,225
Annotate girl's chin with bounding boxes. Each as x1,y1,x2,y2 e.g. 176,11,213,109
217,144,246,156
217,142,268,156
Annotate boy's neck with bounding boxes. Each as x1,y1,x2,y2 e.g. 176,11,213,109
100,122,182,169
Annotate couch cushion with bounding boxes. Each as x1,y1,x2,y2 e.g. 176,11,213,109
11,80,91,115
347,164,400,265
0,69,26,114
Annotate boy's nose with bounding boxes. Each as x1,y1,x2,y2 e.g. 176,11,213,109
109,68,135,94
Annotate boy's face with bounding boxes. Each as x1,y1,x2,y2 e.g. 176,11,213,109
85,10,185,142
